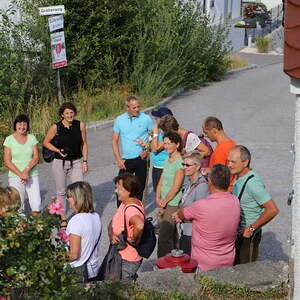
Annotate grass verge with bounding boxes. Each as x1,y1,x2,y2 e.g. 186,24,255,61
197,276,288,299
228,55,249,71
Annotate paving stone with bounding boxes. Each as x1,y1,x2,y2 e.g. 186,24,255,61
137,268,199,296
197,260,289,292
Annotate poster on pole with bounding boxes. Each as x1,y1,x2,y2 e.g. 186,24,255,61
48,15,64,32
50,31,67,69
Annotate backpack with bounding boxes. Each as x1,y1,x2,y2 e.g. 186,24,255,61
123,205,156,259
182,131,213,168
42,122,62,163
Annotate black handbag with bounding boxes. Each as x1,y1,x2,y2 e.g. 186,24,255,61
42,122,61,163
123,205,156,259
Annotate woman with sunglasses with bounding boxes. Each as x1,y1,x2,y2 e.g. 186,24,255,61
177,151,208,255
66,181,102,282
156,131,184,258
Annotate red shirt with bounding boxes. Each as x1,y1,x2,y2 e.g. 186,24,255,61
209,139,236,191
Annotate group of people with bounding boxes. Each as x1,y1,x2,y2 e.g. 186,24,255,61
0,101,146,282
0,95,279,283
112,96,279,272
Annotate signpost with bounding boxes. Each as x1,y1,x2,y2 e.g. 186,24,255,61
48,15,64,32
39,5,66,105
39,5,65,16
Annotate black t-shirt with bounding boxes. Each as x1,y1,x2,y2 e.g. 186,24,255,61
54,119,83,160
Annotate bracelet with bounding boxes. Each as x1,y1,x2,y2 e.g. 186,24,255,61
83,160,88,163
153,133,158,138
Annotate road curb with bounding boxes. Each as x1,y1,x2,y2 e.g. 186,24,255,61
225,64,257,76
86,65,256,130
86,88,187,130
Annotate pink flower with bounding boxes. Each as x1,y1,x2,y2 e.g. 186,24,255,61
48,199,65,215
58,228,69,243
0,297,8,300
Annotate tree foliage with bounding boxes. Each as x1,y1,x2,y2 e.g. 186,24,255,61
0,0,230,105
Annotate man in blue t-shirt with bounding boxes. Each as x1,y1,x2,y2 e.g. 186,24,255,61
112,96,153,204
228,145,279,264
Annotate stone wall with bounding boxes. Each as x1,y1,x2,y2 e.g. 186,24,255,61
137,260,289,297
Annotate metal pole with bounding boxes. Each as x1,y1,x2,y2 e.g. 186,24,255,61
57,68,62,105
293,94,300,299
244,28,248,46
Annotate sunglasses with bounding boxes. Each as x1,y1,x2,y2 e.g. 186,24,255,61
182,163,196,167
66,193,72,199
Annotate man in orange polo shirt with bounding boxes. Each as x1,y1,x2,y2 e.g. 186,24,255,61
202,116,236,190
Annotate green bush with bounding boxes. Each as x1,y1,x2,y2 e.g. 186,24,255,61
1,0,230,102
256,36,271,53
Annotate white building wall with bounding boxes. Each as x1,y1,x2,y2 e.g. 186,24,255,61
261,0,281,9
0,0,21,23
231,0,241,19
198,0,241,23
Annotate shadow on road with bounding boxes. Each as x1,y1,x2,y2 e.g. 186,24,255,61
260,231,289,262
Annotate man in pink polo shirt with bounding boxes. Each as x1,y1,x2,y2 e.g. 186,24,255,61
172,164,240,271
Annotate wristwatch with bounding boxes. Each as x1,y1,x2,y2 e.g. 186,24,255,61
249,225,256,232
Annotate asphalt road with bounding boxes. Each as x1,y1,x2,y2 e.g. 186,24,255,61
0,54,294,266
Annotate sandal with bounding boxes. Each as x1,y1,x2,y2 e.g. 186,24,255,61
60,219,68,229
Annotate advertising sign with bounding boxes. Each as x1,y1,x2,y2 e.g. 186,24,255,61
39,5,65,16
48,15,64,32
50,31,67,69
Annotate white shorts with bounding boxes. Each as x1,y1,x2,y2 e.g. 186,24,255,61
9,175,42,212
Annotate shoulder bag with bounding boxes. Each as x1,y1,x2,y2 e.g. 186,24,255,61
42,122,62,163
76,228,101,283
238,174,254,200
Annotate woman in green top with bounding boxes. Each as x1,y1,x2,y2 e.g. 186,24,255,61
3,115,41,214
156,131,184,258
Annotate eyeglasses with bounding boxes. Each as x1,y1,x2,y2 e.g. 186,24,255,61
182,163,196,167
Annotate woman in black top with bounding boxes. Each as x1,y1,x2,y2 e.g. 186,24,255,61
43,103,88,223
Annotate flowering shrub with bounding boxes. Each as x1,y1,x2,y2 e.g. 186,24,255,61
244,4,267,18
243,3,270,27
0,201,83,299
48,198,65,216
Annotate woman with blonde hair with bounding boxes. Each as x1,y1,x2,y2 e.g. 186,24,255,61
176,151,209,255
66,181,102,282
